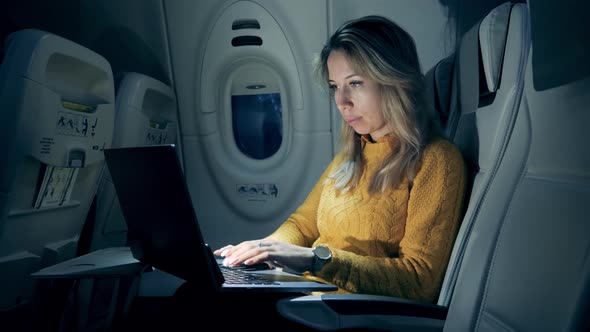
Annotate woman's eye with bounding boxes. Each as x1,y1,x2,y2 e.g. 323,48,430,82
349,81,363,88
328,84,338,90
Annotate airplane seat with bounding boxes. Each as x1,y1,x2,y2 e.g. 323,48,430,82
92,71,178,252
437,0,516,307
445,0,590,329
0,29,115,331
276,2,532,330
53,72,179,332
421,0,523,309
424,54,455,139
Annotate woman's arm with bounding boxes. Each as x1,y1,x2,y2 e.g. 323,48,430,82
266,155,343,247
215,155,342,265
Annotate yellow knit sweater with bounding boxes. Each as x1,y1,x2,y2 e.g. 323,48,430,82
268,137,466,303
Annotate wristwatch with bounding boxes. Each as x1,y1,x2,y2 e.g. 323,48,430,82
312,245,332,271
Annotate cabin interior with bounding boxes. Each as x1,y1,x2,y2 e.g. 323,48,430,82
0,0,589,331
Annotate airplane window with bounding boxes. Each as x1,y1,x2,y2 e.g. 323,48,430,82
231,92,282,159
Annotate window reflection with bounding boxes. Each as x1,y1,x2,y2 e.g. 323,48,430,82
231,93,283,159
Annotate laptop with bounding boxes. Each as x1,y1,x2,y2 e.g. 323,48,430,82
103,144,337,293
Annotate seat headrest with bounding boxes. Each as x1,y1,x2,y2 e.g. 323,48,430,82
478,2,511,93
425,55,455,130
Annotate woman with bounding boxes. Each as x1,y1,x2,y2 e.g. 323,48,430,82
215,15,466,303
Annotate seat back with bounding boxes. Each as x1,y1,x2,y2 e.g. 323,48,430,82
424,55,455,139
0,29,114,328
445,2,590,331
429,2,530,307
58,72,178,332
91,71,178,251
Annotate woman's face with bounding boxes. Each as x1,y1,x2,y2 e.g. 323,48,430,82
327,50,390,141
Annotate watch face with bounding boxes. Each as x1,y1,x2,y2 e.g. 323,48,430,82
314,245,331,259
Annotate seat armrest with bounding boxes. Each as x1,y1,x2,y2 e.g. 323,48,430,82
277,294,446,331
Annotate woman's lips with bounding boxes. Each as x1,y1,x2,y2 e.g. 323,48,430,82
345,116,361,124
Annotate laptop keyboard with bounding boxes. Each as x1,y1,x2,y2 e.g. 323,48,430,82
220,266,279,285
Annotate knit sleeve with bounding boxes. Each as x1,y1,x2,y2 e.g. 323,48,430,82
314,140,466,303
267,155,343,247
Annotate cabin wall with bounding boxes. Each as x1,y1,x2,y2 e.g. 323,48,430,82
164,0,332,248
77,0,173,87
1,0,509,83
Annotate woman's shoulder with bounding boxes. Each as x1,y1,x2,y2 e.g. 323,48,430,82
422,137,464,166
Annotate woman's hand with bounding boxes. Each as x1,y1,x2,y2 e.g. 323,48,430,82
214,239,315,273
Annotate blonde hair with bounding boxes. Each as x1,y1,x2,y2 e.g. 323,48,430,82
315,15,437,193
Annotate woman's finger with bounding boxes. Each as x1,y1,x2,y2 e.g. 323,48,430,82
213,245,234,256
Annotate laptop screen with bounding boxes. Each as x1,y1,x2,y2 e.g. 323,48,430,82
104,144,222,291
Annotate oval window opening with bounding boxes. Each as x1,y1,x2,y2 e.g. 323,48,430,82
231,92,283,159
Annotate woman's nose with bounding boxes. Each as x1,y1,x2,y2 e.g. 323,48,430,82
334,86,352,110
